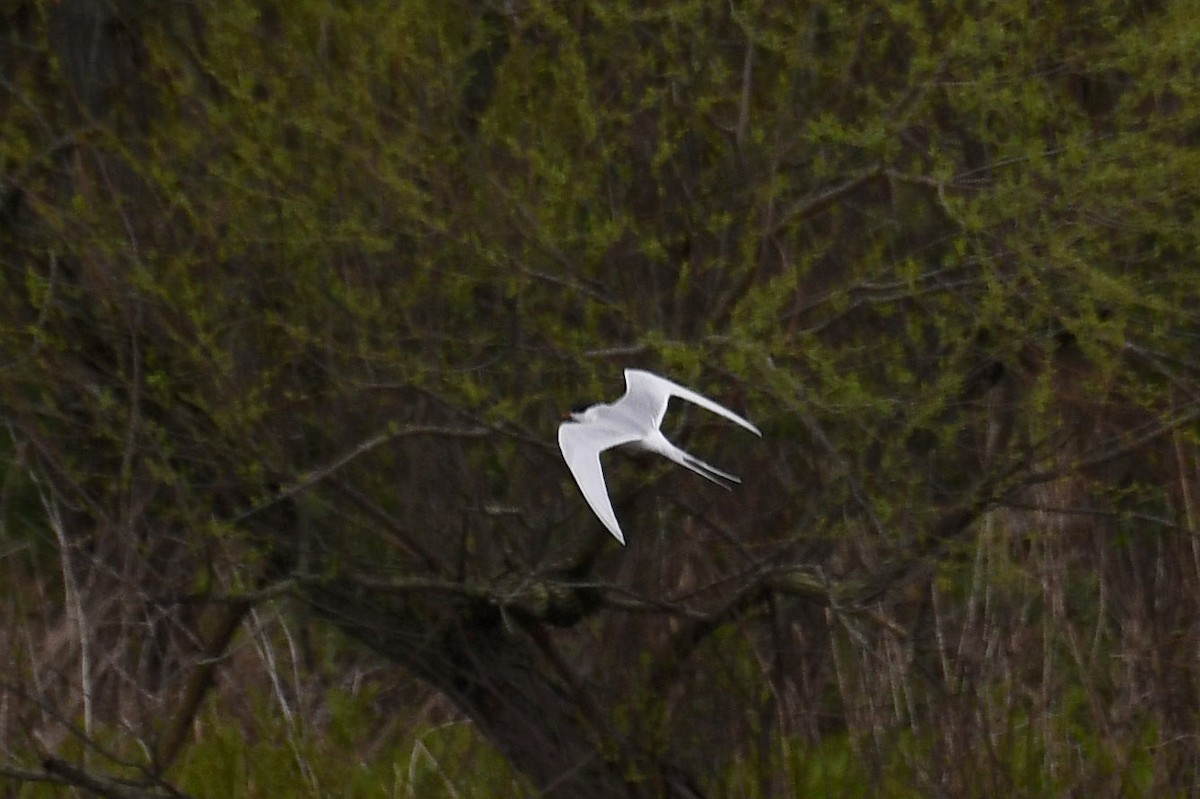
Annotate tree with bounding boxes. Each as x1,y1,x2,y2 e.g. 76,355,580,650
2,1,1199,796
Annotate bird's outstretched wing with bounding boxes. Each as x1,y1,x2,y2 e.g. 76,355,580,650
623,369,762,436
557,422,642,544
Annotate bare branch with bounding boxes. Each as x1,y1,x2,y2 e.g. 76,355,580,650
40,757,192,799
232,423,490,524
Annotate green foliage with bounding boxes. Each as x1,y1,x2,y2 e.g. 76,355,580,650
717,708,1159,799
169,688,527,799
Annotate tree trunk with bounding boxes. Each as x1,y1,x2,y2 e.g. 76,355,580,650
310,581,705,799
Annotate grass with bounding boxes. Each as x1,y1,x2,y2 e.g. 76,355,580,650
171,689,529,799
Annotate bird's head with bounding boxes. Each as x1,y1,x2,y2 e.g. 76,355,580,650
562,401,595,423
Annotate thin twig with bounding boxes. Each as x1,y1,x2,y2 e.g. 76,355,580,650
232,423,490,524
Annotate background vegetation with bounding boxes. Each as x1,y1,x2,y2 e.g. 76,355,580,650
2,0,1199,796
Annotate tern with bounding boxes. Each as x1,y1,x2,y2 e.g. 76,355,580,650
558,369,762,544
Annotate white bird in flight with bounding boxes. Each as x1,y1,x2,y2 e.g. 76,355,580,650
558,369,762,544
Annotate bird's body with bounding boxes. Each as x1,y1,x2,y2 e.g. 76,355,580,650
558,369,761,544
